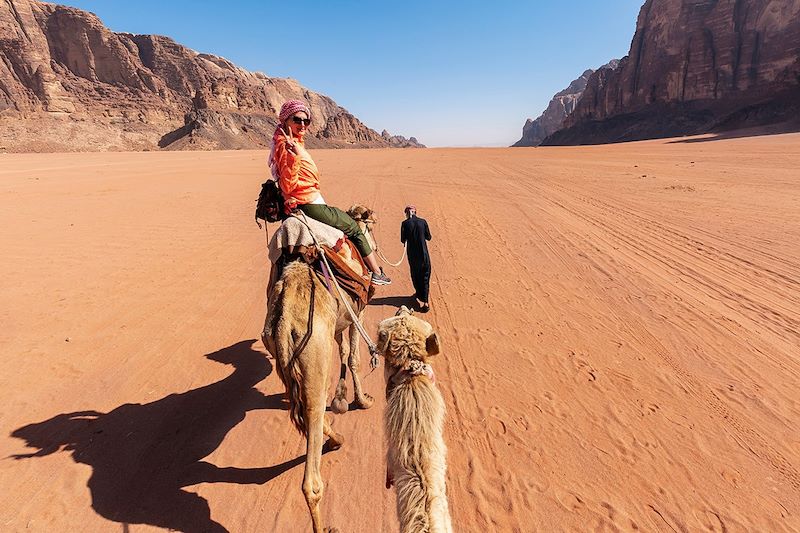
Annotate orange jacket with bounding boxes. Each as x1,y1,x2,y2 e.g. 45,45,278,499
272,133,321,213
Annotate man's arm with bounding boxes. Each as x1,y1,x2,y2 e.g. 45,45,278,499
400,221,407,244
424,220,431,241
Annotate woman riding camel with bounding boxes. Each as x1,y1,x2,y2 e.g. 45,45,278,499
269,99,391,285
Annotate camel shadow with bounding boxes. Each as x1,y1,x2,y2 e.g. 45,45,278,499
10,339,300,533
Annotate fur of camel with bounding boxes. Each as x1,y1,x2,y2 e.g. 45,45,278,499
378,306,453,533
347,204,379,256
261,247,374,533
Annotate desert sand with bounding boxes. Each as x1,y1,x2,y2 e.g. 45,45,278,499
1,133,799,532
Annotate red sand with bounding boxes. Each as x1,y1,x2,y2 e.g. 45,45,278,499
1,134,799,531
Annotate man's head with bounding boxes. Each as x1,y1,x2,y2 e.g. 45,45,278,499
404,205,416,218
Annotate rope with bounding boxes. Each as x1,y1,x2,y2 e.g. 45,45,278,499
290,267,316,360
377,244,406,267
364,222,406,267
293,212,381,371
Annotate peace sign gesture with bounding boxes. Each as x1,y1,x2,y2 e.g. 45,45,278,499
282,126,308,158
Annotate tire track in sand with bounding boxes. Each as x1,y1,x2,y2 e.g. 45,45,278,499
427,193,524,531
498,165,800,493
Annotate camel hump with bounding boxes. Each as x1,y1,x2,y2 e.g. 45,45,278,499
268,216,345,263
267,215,373,310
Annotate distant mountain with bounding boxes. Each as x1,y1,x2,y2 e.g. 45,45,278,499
543,0,800,145
513,60,619,147
380,130,424,148
0,0,424,152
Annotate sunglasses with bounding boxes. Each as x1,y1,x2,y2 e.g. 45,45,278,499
291,116,311,126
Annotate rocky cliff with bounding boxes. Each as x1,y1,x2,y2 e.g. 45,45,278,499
0,0,424,151
513,60,619,147
543,0,800,145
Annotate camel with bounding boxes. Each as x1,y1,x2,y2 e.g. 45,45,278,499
348,204,407,273
261,230,375,533
377,306,453,533
347,204,379,255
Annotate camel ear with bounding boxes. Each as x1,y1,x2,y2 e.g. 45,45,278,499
425,332,440,356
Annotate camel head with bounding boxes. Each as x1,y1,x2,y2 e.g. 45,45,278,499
346,204,377,224
376,306,440,370
348,204,378,251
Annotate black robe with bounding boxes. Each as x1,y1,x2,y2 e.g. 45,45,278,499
400,215,432,302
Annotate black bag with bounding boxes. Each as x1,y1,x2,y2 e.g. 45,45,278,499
255,180,287,227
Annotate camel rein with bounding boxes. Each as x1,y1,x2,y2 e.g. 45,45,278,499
291,267,316,360
294,212,381,372
363,221,406,267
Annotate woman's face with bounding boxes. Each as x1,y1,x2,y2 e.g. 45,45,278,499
284,111,310,137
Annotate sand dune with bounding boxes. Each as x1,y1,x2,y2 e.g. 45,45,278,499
1,134,799,532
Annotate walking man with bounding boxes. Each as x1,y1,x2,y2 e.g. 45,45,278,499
400,205,432,312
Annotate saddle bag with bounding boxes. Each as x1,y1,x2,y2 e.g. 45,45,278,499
255,180,287,227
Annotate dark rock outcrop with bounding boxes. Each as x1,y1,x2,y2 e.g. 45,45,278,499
0,0,423,151
380,129,424,148
513,60,619,147
543,0,800,145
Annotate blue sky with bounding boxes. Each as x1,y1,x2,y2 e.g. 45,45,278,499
60,1,643,147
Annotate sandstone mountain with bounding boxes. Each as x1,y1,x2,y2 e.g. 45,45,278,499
543,0,800,145
380,129,423,149
0,0,424,152
513,60,619,147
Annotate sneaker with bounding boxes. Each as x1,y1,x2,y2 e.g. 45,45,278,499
370,271,392,286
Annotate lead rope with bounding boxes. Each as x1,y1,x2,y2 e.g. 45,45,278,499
377,243,406,267
364,222,406,267
294,212,381,372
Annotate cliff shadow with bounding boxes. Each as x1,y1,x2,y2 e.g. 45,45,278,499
10,339,302,533
158,122,193,148
667,122,800,144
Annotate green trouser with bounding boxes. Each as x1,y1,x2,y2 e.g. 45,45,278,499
298,203,373,257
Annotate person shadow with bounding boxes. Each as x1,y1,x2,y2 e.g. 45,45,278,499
10,339,303,533
369,295,417,310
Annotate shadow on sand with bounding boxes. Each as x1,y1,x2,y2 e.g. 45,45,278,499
369,295,417,310
10,339,304,533
667,123,800,144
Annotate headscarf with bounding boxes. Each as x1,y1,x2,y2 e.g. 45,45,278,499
278,99,310,124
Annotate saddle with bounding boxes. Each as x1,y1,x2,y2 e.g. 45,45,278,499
319,239,375,311
268,216,374,311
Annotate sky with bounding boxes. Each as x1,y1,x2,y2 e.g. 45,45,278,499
59,0,644,147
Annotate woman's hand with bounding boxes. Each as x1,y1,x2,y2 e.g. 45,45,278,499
292,143,309,158
282,127,307,157
286,138,309,159
281,127,297,152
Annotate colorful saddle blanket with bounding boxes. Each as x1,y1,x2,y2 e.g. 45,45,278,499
268,216,373,310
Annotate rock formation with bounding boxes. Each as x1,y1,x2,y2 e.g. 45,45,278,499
513,60,619,147
0,0,424,151
543,0,800,145
381,129,424,148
